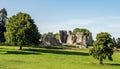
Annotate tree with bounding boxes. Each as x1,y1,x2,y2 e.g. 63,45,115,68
116,38,120,48
41,32,55,40
5,12,40,50
47,32,54,37
41,33,47,39
89,32,114,64
54,33,59,40
73,28,90,35
112,37,117,47
0,8,7,42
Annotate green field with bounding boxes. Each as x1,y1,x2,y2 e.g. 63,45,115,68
0,46,120,69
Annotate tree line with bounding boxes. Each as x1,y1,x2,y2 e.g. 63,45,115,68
1,8,119,48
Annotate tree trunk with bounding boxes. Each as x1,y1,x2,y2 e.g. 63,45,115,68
100,59,103,64
19,45,22,50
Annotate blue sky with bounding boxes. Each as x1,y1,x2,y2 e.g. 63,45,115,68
1,0,120,39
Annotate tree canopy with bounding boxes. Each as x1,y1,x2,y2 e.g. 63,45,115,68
0,8,7,42
116,38,120,48
41,32,59,40
5,12,40,49
73,28,90,35
112,37,117,48
54,33,59,40
89,32,114,64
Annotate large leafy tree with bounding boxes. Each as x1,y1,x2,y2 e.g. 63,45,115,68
73,28,90,35
89,32,114,64
0,8,7,42
5,12,40,50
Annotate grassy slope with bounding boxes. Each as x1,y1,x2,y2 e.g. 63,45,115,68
0,46,120,69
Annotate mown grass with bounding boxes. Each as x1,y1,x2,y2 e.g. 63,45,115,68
0,46,120,69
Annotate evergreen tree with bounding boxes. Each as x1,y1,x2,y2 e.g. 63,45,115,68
0,8,7,42
5,12,40,50
116,38,120,48
112,37,117,47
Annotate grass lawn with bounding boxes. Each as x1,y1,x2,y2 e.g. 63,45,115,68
0,46,120,69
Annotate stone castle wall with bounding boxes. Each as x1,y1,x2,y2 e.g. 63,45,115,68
41,30,93,48
59,30,93,48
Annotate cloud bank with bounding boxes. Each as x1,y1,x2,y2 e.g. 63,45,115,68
39,16,120,39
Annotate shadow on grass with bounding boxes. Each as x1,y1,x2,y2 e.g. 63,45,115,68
105,63,120,66
5,51,41,55
90,62,120,66
0,48,5,49
39,46,76,49
23,48,89,56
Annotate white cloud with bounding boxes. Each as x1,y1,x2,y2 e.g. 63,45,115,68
107,24,120,28
59,19,94,25
40,16,120,39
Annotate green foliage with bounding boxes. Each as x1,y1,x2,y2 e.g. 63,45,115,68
0,8,7,25
73,28,90,35
41,32,59,40
89,32,114,64
47,32,54,37
0,8,7,42
54,33,59,40
5,12,40,48
41,32,54,40
41,33,47,39
116,38,120,48
112,37,117,47
39,33,42,39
